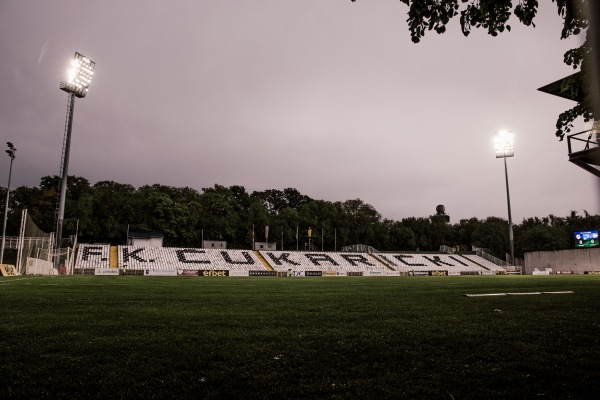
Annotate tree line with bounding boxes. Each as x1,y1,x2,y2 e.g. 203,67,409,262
2,176,598,260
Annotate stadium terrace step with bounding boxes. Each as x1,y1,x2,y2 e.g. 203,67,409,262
110,246,118,268
253,251,274,271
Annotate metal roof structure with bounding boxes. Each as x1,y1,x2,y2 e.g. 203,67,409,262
538,72,600,178
537,72,582,102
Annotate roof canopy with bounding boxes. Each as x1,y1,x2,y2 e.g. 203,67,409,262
537,72,581,102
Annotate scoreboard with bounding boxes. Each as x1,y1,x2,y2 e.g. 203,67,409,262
574,230,599,248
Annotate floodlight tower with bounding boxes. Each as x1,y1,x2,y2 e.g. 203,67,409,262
55,52,95,263
0,142,16,264
494,130,515,266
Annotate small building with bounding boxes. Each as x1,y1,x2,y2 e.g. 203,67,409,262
203,240,227,249
127,231,164,247
253,241,276,251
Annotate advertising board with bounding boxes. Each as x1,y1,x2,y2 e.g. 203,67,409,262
95,268,119,276
198,270,229,277
304,271,323,277
144,269,177,276
248,270,277,276
228,270,250,277
177,270,199,277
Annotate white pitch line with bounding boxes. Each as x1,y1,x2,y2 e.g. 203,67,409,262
541,291,575,294
465,291,575,297
0,277,36,284
507,292,542,295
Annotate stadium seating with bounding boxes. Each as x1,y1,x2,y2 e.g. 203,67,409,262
372,253,487,274
461,255,507,273
116,246,265,271
75,244,111,269
258,251,388,272
74,244,505,276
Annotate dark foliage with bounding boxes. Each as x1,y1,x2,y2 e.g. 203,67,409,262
2,176,598,261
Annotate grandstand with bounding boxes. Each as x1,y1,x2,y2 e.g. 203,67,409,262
72,243,505,276
372,253,497,275
462,254,507,273
75,244,110,269
118,246,264,271
258,250,388,274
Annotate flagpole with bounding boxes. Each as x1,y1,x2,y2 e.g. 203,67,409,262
265,225,269,248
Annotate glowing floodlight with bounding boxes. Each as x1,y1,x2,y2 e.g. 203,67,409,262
60,52,95,98
55,51,96,268
494,130,514,158
493,129,516,268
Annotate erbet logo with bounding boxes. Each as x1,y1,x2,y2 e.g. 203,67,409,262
202,270,228,277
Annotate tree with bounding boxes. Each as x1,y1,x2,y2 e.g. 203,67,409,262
251,188,312,215
11,176,93,236
89,180,136,242
520,224,569,253
472,217,510,259
200,185,245,246
350,0,595,140
400,217,434,251
387,220,417,250
8,185,48,233
454,217,481,251
340,199,382,245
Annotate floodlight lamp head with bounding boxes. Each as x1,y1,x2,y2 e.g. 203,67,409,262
5,148,15,159
60,52,95,98
494,130,514,158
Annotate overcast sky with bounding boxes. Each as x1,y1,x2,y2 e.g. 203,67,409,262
0,1,598,223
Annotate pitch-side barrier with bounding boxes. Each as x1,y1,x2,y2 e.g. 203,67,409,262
92,268,490,277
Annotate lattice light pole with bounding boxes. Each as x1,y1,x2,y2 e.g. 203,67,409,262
0,142,16,264
55,52,95,265
494,130,515,267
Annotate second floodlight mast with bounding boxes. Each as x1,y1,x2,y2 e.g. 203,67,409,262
494,130,515,268
0,142,16,264
55,52,95,267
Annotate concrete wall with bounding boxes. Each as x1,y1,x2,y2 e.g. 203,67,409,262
524,248,600,274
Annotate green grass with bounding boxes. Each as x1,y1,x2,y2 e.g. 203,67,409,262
1,276,599,399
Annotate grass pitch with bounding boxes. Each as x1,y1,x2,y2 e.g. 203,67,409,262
1,275,599,399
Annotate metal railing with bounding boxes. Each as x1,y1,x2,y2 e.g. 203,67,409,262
567,127,598,154
1,236,20,249
439,245,455,254
475,248,510,267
